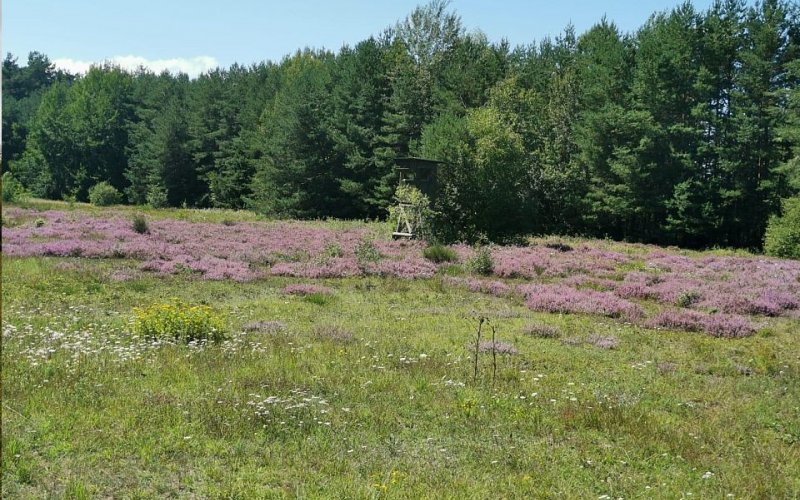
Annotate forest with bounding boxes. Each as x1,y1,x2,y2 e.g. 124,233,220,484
3,0,800,250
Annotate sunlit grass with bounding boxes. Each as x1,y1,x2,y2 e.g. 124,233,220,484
2,207,799,497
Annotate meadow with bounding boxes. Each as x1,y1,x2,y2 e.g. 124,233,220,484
2,201,800,498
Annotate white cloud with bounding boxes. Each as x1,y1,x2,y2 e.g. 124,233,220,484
52,55,219,78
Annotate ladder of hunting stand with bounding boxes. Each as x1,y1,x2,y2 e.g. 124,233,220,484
391,157,443,240
392,202,415,240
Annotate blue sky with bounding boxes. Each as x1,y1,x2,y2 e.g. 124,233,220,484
4,0,718,77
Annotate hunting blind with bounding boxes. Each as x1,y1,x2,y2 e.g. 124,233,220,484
392,157,443,239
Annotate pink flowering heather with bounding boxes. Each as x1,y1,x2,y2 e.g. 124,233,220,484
375,258,438,279
282,284,334,296
646,309,755,338
3,208,799,330
1,209,445,281
519,284,644,320
522,322,560,338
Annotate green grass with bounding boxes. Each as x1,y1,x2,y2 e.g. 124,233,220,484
7,198,384,231
2,212,800,497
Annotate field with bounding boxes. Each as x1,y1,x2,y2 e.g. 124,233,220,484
2,201,800,498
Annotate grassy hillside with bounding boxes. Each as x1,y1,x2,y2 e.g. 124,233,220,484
2,203,799,498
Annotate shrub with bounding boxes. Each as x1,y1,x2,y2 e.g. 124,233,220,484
146,185,169,208
544,242,573,252
355,239,381,268
467,246,494,275
324,243,344,258
304,293,332,306
132,215,149,234
676,290,701,308
523,323,560,338
764,197,800,259
88,181,123,206
2,172,28,203
34,218,46,228
132,300,226,343
423,244,458,263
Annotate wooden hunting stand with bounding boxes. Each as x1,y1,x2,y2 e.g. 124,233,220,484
392,157,443,240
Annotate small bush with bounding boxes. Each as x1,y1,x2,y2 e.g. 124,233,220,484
544,242,573,252
2,172,28,203
324,243,344,258
355,239,381,268
88,181,123,206
132,300,226,343
764,197,800,259
132,215,149,234
34,218,46,228
588,334,619,350
523,323,560,338
467,246,494,275
286,250,311,262
146,185,169,208
304,293,332,306
676,290,701,308
423,244,458,263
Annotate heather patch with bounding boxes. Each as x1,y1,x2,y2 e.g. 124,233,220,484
587,335,620,350
647,309,756,338
523,322,560,338
375,258,438,279
3,223,800,499
519,284,644,320
3,207,799,335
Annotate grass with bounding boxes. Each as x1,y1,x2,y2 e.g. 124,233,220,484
8,198,384,231
2,206,800,498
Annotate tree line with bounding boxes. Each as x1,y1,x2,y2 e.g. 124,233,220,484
3,0,799,249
